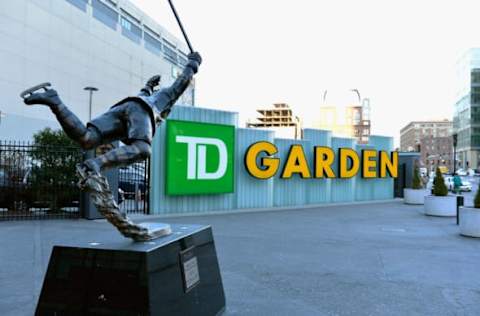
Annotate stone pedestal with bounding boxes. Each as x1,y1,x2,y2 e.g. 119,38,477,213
35,224,225,316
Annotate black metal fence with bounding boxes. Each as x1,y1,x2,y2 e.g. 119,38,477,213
118,159,150,215
0,141,83,220
0,141,150,220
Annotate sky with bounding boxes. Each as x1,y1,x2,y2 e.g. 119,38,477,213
131,0,480,147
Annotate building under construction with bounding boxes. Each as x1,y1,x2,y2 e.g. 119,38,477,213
247,103,302,139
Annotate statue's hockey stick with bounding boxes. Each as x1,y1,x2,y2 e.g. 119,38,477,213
168,0,194,53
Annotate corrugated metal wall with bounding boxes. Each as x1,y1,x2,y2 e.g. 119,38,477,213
150,106,394,215
150,106,238,214
235,128,275,209
304,129,332,204
368,136,395,200
330,137,356,203
273,139,311,206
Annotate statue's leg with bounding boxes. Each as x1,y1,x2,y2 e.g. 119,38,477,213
23,88,101,149
84,140,151,173
82,101,153,173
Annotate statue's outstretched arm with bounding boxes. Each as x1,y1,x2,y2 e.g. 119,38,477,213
158,52,202,111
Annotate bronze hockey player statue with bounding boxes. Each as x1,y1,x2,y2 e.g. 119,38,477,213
20,52,202,241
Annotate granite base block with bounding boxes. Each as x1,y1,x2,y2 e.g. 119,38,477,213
35,224,225,316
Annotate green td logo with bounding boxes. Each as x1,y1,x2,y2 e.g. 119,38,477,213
166,120,235,195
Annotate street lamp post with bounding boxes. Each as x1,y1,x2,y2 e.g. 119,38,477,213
0,110,5,125
453,134,458,175
83,86,98,121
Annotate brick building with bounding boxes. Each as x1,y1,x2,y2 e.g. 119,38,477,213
400,120,452,152
420,136,454,172
400,120,453,171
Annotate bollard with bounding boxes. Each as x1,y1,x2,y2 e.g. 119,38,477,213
456,195,464,225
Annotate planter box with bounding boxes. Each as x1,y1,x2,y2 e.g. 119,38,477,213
424,195,457,217
459,207,480,238
404,188,427,205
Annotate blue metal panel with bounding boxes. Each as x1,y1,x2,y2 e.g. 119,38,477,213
273,139,311,207
355,144,375,201
368,136,394,200
149,106,238,215
303,129,332,204
330,137,356,202
235,129,275,209
149,105,395,216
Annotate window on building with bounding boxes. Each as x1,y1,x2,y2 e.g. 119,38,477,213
353,110,361,125
178,52,188,67
92,0,118,30
66,0,88,11
471,87,480,104
120,15,142,44
472,107,480,125
472,135,480,147
144,32,162,55
163,40,177,64
472,69,480,84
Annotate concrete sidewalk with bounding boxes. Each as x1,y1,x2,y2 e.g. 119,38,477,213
1,201,480,315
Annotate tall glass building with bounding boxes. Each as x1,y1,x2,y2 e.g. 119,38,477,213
0,0,194,141
453,48,480,169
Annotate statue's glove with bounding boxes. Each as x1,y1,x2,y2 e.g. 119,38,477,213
186,52,202,74
146,75,161,89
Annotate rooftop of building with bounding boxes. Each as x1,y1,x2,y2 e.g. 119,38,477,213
107,0,189,53
400,119,452,133
255,103,295,115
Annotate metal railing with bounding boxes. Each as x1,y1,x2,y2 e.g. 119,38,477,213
0,141,83,220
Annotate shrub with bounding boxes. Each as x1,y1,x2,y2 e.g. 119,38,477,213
412,166,422,189
474,183,480,208
29,128,81,211
432,167,448,196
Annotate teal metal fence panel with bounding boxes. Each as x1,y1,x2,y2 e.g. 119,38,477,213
273,139,311,206
235,128,275,209
149,106,395,215
149,106,238,215
355,144,375,201
303,129,332,204
330,137,356,203
368,136,395,200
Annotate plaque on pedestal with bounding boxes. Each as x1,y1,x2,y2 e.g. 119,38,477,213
35,224,225,316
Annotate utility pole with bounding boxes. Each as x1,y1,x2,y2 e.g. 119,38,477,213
453,134,458,175
83,86,98,121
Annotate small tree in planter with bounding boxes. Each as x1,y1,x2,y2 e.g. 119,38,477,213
459,183,480,237
424,167,456,216
474,184,480,208
432,168,448,196
412,166,423,189
404,165,427,205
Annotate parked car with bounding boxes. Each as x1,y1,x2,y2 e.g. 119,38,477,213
438,166,449,174
419,167,428,177
119,164,147,200
0,167,38,211
459,180,473,192
456,169,468,176
0,167,15,209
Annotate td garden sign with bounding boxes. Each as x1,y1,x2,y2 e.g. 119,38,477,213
166,120,397,196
